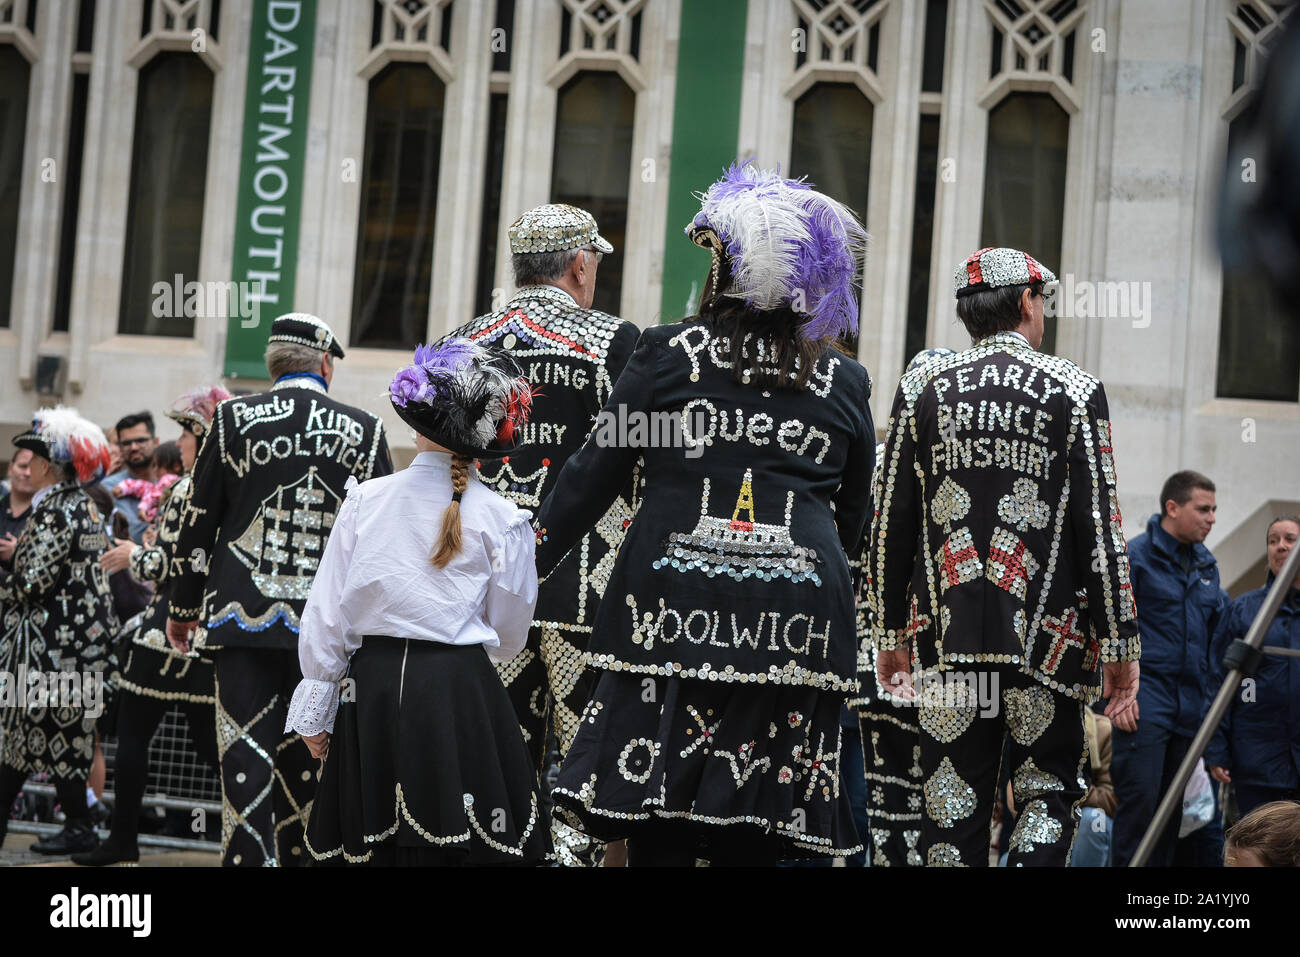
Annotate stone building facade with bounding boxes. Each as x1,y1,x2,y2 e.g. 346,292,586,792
0,0,1295,590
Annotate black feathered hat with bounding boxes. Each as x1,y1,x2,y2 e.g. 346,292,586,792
389,338,535,460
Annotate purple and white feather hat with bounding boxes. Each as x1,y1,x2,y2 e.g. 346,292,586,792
389,338,536,459
686,161,870,341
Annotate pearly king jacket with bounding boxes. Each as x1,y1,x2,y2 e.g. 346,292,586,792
869,331,1140,703
168,379,393,651
446,285,641,632
533,320,876,692
0,482,118,724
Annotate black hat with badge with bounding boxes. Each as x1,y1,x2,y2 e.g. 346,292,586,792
266,312,345,359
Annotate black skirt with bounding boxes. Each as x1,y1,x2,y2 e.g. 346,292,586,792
115,638,215,704
551,670,863,859
305,637,550,866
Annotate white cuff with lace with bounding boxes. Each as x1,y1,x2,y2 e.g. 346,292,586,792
285,678,341,736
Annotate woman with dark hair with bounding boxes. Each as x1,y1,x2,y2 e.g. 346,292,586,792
74,387,230,866
0,407,118,856
1206,516,1300,817
536,162,875,865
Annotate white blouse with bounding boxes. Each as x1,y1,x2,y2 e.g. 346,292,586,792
284,451,538,736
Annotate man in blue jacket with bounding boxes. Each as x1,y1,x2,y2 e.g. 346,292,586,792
1112,470,1224,866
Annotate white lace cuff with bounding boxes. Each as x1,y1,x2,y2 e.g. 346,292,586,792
285,678,341,736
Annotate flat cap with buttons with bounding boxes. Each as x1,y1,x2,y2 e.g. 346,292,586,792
952,246,1057,299
507,203,613,256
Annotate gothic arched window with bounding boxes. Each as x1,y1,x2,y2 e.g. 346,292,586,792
790,82,873,222
1216,115,1299,401
790,81,873,348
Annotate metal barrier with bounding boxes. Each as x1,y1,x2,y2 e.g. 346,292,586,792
101,703,223,806
6,704,222,854
7,818,218,853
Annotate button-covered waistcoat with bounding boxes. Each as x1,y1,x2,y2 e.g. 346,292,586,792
447,285,641,631
869,333,1140,703
168,380,393,650
534,320,876,691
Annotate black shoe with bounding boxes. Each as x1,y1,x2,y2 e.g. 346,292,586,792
72,836,139,867
88,800,111,827
31,820,99,856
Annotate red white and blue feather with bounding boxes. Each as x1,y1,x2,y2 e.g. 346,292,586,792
25,407,113,483
390,338,535,449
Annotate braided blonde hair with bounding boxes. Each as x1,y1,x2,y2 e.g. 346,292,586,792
431,454,473,568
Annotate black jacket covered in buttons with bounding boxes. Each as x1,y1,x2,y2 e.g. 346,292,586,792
534,319,876,692
0,481,119,776
0,480,120,667
446,285,640,632
168,379,393,651
869,331,1140,703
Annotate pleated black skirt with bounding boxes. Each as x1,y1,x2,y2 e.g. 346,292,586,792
551,670,864,860
305,637,550,866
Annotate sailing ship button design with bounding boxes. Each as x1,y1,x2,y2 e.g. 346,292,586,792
228,468,342,600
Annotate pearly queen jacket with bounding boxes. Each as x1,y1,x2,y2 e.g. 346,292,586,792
868,331,1141,703
445,285,641,633
533,319,876,692
168,379,393,651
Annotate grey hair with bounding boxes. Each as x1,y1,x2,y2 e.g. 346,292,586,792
265,342,326,380
38,458,77,484
511,248,581,286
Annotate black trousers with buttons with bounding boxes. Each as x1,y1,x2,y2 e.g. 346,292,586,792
916,666,1088,866
212,648,316,867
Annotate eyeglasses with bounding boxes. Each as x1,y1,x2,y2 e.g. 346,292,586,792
584,247,604,265
119,437,153,448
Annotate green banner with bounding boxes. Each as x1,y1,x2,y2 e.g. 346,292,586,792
659,0,748,324
225,0,316,379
